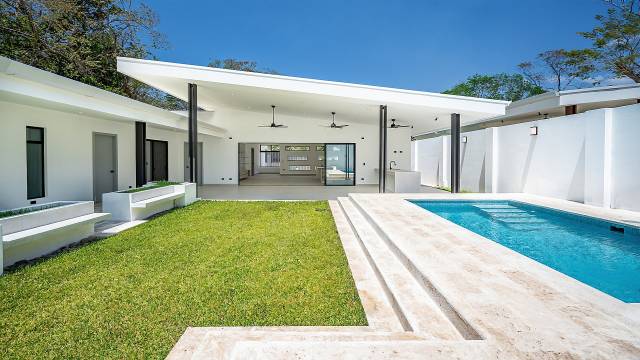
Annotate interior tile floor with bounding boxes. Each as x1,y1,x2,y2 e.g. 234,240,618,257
239,173,323,186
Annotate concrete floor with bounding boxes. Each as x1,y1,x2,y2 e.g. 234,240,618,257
197,184,444,200
239,173,323,186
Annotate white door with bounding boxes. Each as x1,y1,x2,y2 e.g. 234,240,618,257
93,134,117,201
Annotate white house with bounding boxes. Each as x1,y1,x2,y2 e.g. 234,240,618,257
0,56,509,210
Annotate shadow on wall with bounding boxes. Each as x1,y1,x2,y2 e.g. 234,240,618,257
567,141,586,202
479,158,486,193
520,136,537,192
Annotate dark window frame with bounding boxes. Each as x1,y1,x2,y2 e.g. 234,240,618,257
26,126,45,199
260,144,280,167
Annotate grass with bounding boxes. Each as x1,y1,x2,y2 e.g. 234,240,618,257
0,201,366,359
121,181,180,193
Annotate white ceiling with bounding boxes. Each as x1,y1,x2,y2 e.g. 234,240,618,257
118,58,508,135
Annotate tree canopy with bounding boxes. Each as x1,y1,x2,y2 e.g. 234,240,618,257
443,73,545,101
0,0,170,106
208,58,279,74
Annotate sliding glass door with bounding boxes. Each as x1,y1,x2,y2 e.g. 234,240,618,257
324,143,355,186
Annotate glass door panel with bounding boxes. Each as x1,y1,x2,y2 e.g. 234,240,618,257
324,143,355,186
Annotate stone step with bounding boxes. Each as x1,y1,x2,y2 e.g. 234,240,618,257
348,194,483,341
328,200,405,332
337,197,462,340
168,327,431,359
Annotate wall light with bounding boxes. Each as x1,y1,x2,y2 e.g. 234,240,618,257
530,126,539,136
462,136,468,143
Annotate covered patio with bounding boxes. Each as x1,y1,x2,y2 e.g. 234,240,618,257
117,57,508,196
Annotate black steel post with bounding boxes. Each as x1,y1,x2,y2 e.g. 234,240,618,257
188,83,198,184
378,105,388,193
450,113,461,193
135,121,146,187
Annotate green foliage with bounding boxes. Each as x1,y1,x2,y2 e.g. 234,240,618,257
443,73,545,101
121,181,180,193
0,201,366,358
519,49,598,91
580,0,640,83
208,58,280,74
0,0,178,108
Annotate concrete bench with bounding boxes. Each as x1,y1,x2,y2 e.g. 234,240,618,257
103,183,197,221
1,201,109,274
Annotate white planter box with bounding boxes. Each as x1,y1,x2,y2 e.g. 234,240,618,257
1,201,110,273
102,183,198,222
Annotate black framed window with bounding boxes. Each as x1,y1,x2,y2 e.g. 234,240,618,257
26,126,45,199
260,144,280,167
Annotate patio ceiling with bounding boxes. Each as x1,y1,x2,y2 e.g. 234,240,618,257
117,57,508,136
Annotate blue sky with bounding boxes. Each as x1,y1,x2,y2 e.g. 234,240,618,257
149,0,608,92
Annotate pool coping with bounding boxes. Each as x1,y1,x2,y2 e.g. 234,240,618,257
347,192,640,358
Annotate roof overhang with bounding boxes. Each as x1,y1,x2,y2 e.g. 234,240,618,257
117,57,508,136
0,56,226,138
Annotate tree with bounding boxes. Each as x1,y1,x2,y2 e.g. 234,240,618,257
0,0,169,105
518,49,598,91
580,0,640,83
208,58,279,74
443,73,545,101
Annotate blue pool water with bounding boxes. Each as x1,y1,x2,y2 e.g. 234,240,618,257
411,200,640,303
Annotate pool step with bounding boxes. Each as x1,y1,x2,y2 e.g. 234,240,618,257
337,197,463,340
473,204,551,231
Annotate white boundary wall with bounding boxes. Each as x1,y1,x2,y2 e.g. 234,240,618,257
414,103,640,212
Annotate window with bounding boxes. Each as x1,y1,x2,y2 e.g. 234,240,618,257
284,145,310,151
26,127,45,199
260,144,280,167
287,155,308,161
288,165,311,171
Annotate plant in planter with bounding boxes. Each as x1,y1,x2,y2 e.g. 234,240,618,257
102,182,198,221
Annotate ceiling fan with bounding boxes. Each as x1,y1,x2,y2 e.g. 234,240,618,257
259,105,287,128
322,112,349,129
388,119,412,129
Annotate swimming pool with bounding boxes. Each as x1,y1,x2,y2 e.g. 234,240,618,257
411,200,640,303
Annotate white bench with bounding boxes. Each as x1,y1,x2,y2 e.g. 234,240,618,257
103,183,197,221
1,201,109,273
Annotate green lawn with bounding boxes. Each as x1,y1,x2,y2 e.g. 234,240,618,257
0,201,366,359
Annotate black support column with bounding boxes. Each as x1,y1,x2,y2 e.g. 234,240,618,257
378,105,388,193
450,113,461,193
135,121,146,187
188,83,198,184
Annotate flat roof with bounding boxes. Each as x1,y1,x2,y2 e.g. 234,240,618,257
117,57,508,136
0,56,226,137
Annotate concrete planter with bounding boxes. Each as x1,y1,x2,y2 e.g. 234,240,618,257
102,183,197,222
1,201,109,273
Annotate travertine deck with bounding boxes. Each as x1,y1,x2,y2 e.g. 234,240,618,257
168,193,640,359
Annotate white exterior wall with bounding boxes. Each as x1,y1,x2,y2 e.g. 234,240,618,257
413,104,640,212
0,101,136,209
496,113,588,202
610,104,640,211
415,137,445,187
460,129,487,193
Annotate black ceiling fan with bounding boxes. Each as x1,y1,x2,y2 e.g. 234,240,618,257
259,105,287,128
388,119,411,129
322,112,349,129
